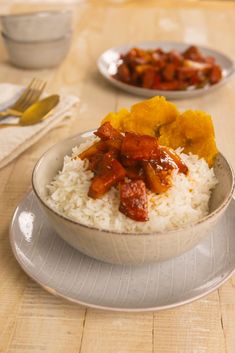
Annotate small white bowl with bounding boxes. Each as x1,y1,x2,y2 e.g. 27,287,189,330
1,10,72,42
32,131,235,265
2,32,72,69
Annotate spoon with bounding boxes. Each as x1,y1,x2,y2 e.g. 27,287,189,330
0,95,60,128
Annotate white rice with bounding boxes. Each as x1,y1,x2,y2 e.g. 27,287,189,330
46,137,217,233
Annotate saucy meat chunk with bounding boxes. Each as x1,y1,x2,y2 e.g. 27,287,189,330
119,180,148,222
88,157,125,199
142,68,156,89
121,132,160,160
183,46,205,62
209,65,222,84
117,63,131,83
94,122,122,141
162,63,176,82
88,152,104,173
95,122,123,151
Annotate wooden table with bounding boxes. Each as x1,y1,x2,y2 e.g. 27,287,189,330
1,1,235,352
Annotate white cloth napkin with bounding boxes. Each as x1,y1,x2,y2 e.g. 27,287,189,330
0,83,79,169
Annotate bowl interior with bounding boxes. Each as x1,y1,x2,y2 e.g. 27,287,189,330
33,131,234,231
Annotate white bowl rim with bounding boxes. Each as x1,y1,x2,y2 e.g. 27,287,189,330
1,31,72,44
0,10,72,19
32,130,235,237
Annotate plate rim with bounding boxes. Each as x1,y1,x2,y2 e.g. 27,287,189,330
97,40,235,98
9,191,235,312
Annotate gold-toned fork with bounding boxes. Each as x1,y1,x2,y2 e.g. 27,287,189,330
0,78,46,119
0,95,60,129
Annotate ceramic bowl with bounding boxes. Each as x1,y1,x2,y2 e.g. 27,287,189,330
1,10,72,42
2,32,72,69
98,41,234,99
32,131,235,265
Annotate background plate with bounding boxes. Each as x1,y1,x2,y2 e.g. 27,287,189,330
10,192,235,312
97,41,234,99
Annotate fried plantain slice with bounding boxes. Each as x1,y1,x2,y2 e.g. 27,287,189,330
159,110,218,166
102,96,179,137
122,96,179,136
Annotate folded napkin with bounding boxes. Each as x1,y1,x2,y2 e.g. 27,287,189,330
0,83,79,169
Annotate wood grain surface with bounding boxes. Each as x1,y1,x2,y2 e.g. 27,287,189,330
0,1,235,352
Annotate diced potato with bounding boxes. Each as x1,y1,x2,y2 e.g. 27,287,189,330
76,141,106,160
143,161,171,194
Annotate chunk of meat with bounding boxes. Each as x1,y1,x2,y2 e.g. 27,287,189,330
121,132,160,160
76,141,107,160
98,151,119,173
209,65,222,84
88,152,104,173
105,139,122,151
125,48,139,60
119,180,148,222
162,63,176,81
94,122,123,151
94,122,123,141
89,150,118,175
183,46,205,62
152,74,161,89
152,52,167,69
117,63,131,83
168,50,184,66
88,158,126,198
142,68,156,88
143,161,171,194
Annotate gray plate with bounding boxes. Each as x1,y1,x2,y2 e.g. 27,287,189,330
10,191,235,312
97,41,234,99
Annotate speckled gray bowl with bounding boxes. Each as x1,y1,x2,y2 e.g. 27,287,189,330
32,131,235,265
2,32,72,69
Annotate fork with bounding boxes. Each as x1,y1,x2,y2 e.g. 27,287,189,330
0,78,46,119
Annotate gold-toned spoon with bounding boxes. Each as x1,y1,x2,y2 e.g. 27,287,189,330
0,95,60,128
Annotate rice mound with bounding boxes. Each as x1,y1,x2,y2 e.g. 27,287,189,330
46,137,218,233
